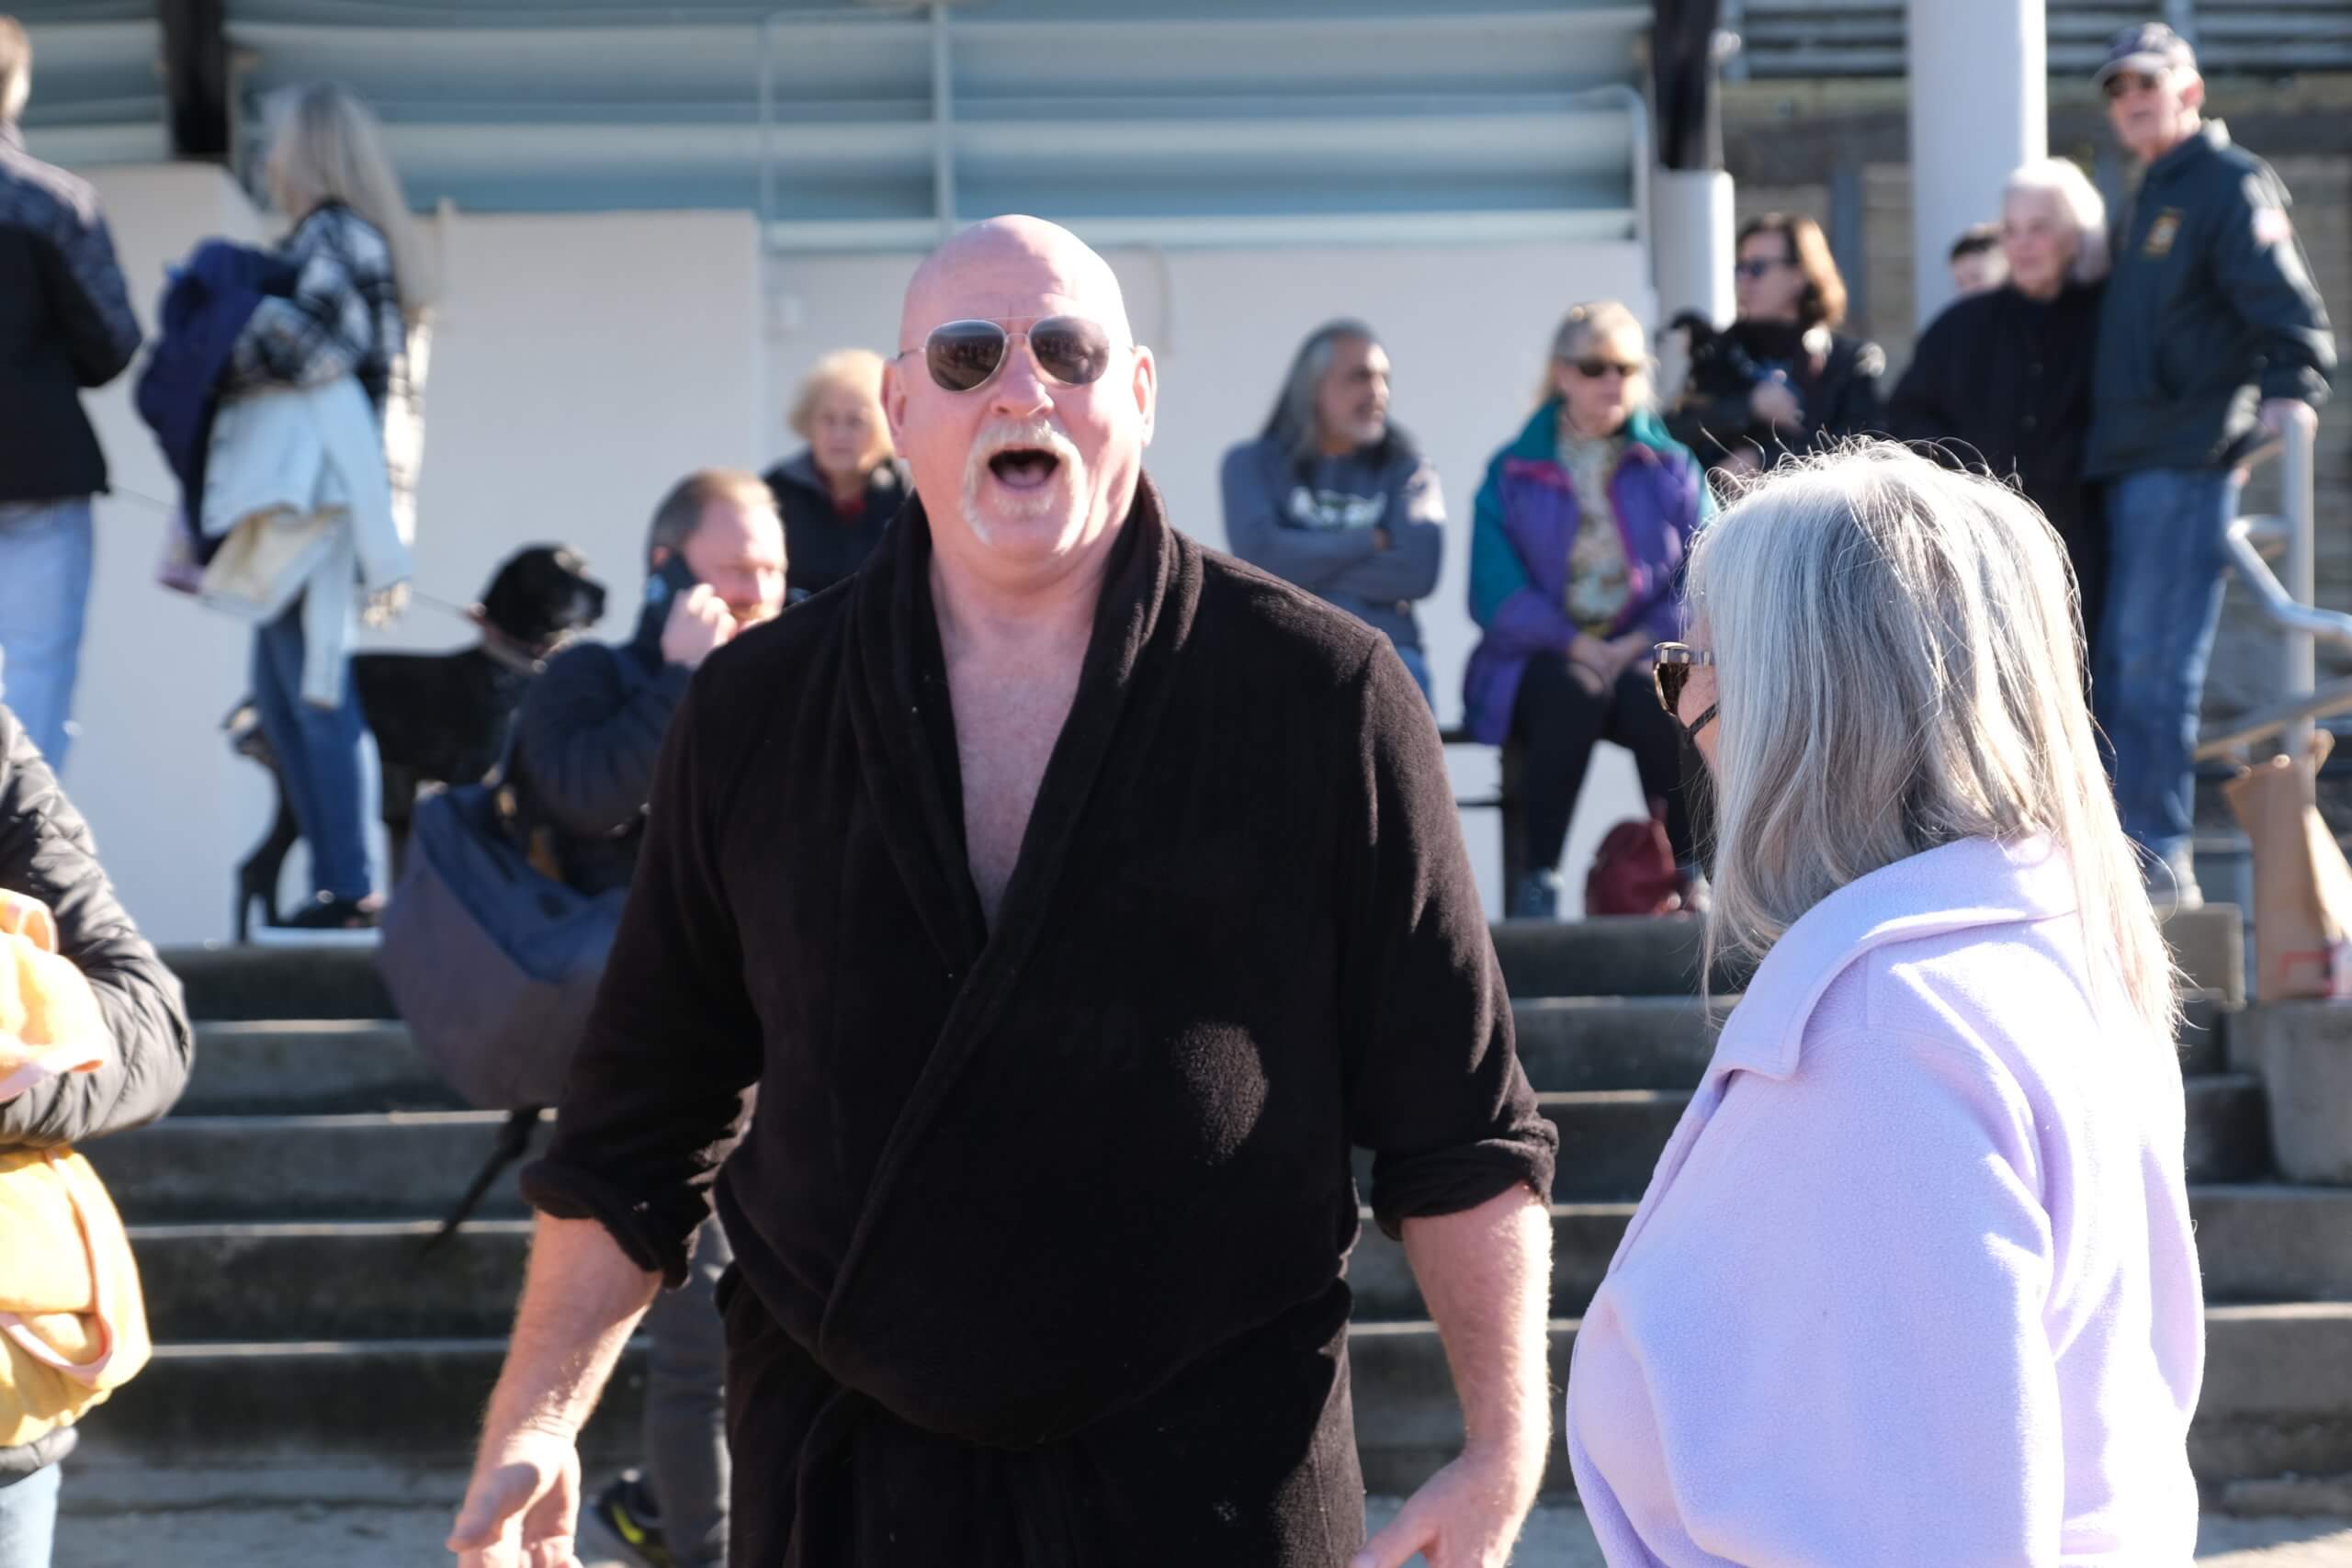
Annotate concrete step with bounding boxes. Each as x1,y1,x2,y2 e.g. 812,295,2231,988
156,907,2245,1034
2196,1303,2352,1483
182,1021,462,1115
69,1325,1580,1496
71,1308,2352,1495
88,1111,532,1224
114,1070,2270,1230
130,1182,2352,1345
2196,1185,2352,1303
163,944,395,1023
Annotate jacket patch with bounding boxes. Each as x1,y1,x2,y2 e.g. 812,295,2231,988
2143,208,2185,258
2254,206,2294,248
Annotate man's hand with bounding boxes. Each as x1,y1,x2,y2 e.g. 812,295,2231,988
447,1424,582,1568
661,585,736,670
1353,1447,1544,1568
2261,397,2320,443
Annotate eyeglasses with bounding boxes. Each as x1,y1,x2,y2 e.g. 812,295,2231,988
899,316,1116,393
1651,642,1718,738
1733,258,1792,281
1570,358,1642,380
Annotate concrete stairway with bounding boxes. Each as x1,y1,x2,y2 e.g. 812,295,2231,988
65,907,2352,1500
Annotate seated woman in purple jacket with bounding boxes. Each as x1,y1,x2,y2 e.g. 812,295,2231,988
1567,443,2201,1563
1464,301,1711,919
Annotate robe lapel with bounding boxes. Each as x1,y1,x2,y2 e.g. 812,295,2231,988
821,476,1196,1359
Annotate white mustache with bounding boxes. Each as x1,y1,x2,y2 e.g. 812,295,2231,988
959,416,1088,544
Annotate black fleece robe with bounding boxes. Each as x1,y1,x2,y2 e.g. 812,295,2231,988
521,475,1557,1567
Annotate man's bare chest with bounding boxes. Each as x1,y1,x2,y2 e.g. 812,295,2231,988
946,665,1080,920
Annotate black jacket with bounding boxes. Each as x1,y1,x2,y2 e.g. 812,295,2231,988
1667,320,1885,470
764,452,902,602
1888,281,2103,536
2086,121,2335,478
0,704,196,1475
0,123,142,504
509,597,691,897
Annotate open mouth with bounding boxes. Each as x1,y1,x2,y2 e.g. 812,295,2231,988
988,447,1062,491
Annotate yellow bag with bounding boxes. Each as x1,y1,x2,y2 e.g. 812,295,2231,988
0,889,152,1450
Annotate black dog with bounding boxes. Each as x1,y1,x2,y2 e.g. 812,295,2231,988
231,544,606,939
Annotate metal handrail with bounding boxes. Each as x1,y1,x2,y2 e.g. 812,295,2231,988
2194,417,2344,761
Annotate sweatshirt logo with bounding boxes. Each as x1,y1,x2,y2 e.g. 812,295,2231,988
1285,485,1387,531
2143,207,2185,259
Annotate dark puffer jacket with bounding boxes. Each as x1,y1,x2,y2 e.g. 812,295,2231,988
0,705,196,1476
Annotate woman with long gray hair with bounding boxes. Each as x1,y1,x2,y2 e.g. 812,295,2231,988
1564,443,2201,1562
226,82,431,932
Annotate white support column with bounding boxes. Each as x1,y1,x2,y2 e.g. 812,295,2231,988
1651,166,1735,326
1906,0,2045,328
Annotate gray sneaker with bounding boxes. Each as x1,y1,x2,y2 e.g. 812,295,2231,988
1508,869,1562,920
2145,851,2204,916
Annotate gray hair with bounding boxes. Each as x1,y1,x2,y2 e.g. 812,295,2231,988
1686,442,2178,1040
262,84,435,317
0,17,28,124
1261,318,1381,462
2004,156,2111,286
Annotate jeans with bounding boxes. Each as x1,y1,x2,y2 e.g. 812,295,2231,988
1511,651,1695,873
0,1462,61,1568
644,1218,731,1568
250,596,373,903
2094,468,2240,871
0,499,95,773
1393,642,1437,709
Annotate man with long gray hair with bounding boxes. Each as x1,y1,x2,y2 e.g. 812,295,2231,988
1222,320,1445,704
0,15,141,773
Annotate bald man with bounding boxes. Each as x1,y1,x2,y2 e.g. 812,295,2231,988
449,218,1556,1568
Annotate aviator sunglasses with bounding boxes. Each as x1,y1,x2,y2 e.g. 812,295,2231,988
901,316,1117,393
1651,642,1718,738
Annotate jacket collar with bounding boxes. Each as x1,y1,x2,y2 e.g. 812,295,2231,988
0,121,21,155
2149,119,2230,184
775,450,902,501
1709,835,2079,1082
1507,400,1679,465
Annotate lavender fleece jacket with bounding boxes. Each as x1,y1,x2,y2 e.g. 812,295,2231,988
1566,836,2203,1564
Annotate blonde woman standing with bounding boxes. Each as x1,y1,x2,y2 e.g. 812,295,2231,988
763,349,904,601
226,84,430,932
1565,444,2202,1562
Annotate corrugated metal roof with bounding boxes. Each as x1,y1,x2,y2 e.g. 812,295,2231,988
15,3,1648,248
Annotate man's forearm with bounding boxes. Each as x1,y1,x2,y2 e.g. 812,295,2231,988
483,1214,662,1440
1400,1185,1554,1476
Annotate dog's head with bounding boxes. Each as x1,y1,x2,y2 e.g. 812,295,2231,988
478,545,607,658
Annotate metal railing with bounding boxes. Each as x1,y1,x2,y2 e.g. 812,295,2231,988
2195,418,2352,760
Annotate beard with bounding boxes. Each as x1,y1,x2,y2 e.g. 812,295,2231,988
959,415,1089,549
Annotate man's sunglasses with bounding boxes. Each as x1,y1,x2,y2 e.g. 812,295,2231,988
1570,358,1642,380
1651,642,1717,738
1733,258,1791,280
900,316,1116,393
2103,71,2164,101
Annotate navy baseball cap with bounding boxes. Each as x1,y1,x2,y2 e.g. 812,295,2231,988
2094,22,2198,85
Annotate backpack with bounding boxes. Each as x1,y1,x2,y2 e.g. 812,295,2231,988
1586,807,1687,918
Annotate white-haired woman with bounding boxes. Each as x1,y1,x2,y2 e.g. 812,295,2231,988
1890,156,2112,662
227,83,431,931
1565,444,2203,1562
763,348,903,601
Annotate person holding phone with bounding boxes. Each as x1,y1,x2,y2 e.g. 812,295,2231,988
506,468,786,1568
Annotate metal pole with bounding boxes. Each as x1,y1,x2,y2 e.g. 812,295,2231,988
2284,415,2318,763
930,3,957,241
758,13,779,231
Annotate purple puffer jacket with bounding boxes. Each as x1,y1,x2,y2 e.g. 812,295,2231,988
1461,406,1708,745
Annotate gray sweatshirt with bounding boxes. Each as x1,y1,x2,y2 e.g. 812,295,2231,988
1218,434,1444,651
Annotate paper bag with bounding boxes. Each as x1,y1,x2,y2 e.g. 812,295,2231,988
2225,731,2352,1000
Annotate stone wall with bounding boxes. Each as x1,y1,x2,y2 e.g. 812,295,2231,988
1720,80,2352,740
